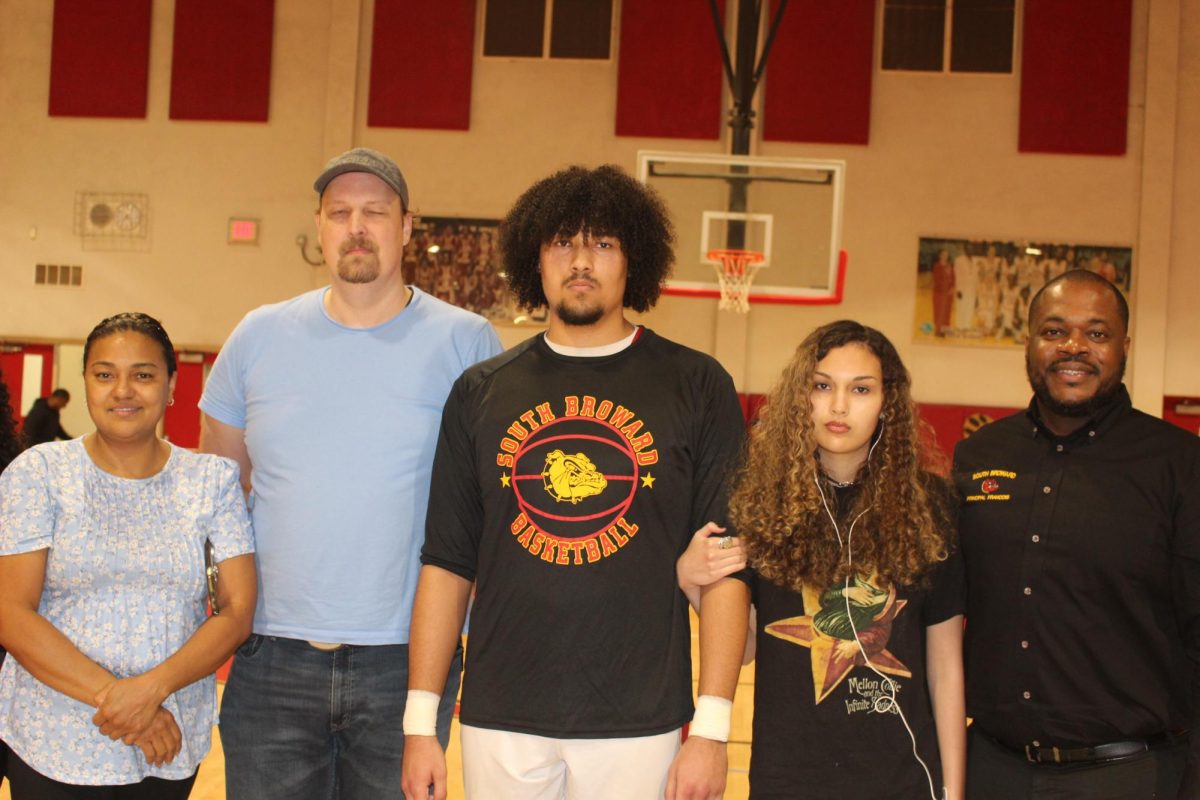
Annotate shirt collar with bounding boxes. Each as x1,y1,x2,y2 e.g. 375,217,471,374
1023,384,1131,443
541,326,642,358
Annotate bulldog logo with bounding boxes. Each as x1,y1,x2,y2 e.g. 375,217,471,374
541,449,608,504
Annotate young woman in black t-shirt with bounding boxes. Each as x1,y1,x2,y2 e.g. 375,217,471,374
680,320,965,800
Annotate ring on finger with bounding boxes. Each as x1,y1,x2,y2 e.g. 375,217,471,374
718,535,733,550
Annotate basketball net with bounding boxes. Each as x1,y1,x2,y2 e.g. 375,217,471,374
707,249,765,313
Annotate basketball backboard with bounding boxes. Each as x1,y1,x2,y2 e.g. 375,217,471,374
636,151,847,305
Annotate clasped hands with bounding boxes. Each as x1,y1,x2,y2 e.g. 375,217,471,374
93,674,181,766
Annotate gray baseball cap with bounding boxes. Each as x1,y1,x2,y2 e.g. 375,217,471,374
313,147,409,208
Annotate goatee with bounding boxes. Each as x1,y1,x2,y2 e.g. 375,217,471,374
1026,354,1125,419
336,236,380,284
555,301,604,327
337,255,380,284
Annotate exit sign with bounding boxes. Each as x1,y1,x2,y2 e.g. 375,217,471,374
228,218,260,244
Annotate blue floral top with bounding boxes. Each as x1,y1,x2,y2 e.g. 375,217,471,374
0,439,254,785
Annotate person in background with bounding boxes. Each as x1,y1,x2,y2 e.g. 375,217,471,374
22,388,72,447
0,312,256,799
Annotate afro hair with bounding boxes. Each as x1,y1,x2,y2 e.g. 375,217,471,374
499,165,675,313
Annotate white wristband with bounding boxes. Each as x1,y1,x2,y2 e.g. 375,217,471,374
402,690,441,737
688,694,732,743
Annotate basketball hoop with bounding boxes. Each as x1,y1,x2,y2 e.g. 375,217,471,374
707,249,765,313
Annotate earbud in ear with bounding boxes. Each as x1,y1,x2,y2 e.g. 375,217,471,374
879,412,886,420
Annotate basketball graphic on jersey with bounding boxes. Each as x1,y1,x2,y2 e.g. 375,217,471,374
511,415,639,540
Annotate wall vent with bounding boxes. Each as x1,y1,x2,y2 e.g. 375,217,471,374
74,192,150,251
34,263,83,287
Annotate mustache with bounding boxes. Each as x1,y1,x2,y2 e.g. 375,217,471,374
340,236,377,256
1049,355,1099,374
563,276,598,288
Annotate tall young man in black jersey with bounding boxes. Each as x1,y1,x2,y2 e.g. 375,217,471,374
954,270,1199,799
401,166,749,800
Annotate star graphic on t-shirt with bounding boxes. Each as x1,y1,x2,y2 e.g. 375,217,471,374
764,578,911,704
640,472,656,488
500,472,511,487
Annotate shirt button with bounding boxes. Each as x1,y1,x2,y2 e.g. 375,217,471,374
1023,691,1032,700
1021,640,1029,648
1043,486,1052,494
1023,587,1032,596
1055,444,1064,452
1088,430,1096,437
1031,534,1040,543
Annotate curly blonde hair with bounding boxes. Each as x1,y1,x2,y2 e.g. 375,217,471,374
729,320,951,592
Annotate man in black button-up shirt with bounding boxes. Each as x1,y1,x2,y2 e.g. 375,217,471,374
954,270,1199,798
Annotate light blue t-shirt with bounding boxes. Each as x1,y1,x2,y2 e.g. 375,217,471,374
200,286,501,644
0,441,254,784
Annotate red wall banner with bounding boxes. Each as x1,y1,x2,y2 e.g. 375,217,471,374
615,0,725,139
762,0,875,145
1019,0,1133,155
169,0,275,122
368,0,475,130
49,0,152,118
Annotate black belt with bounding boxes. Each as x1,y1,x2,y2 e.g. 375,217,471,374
1008,731,1189,765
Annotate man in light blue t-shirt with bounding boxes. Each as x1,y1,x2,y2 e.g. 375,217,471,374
200,148,501,800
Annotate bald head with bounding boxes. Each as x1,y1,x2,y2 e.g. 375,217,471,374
1028,269,1129,334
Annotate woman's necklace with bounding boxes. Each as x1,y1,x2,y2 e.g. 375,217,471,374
823,473,858,489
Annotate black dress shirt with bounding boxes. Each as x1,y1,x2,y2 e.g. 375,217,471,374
953,385,1200,751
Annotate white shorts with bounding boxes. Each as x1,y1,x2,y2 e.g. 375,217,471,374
460,724,682,800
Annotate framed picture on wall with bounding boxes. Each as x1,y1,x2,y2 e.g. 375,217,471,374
404,216,546,324
913,237,1133,347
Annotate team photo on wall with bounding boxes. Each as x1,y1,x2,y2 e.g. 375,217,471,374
913,237,1133,347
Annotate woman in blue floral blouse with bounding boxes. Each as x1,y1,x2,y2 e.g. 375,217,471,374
0,313,257,799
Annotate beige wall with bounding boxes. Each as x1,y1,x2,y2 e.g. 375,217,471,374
1,0,1195,410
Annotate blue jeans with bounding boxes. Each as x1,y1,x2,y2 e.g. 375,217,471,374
220,635,462,800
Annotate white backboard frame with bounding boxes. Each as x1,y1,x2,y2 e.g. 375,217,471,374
637,150,846,304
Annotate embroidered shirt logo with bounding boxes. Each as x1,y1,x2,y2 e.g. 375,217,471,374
965,469,1016,502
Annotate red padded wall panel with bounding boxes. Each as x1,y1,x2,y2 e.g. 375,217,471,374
169,0,275,122
368,0,475,130
1019,0,1132,155
616,0,725,140
49,0,152,118
762,0,875,145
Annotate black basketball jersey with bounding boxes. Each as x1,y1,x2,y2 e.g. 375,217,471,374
422,329,745,737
